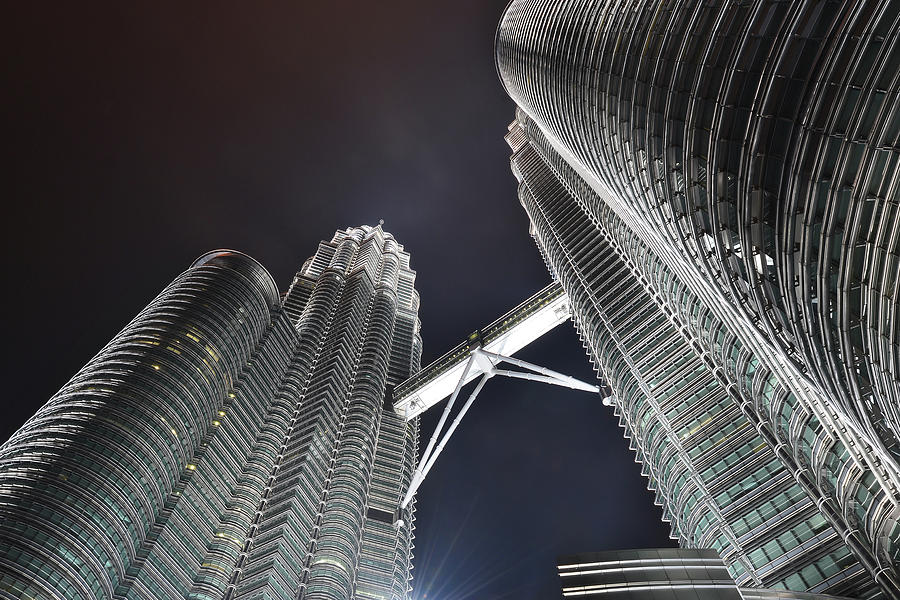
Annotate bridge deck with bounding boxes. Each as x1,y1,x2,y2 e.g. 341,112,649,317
393,281,570,420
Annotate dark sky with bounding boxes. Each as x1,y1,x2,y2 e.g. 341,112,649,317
2,3,673,598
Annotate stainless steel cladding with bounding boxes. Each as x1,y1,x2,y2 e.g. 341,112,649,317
509,123,880,597
498,1,900,596
0,227,421,600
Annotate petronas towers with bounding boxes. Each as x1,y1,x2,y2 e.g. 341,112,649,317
3,1,900,599
497,0,900,597
0,228,420,600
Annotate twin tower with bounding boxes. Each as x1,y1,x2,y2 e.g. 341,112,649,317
3,0,900,599
0,230,422,600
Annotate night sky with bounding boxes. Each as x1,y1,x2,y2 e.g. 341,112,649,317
3,3,673,598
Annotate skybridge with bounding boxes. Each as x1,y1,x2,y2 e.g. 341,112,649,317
393,281,583,420
392,281,603,516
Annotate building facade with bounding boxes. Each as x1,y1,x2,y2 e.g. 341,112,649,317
558,549,862,600
0,226,421,600
557,548,744,600
507,119,879,597
497,1,900,596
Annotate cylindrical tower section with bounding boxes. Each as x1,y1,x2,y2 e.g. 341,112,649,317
0,250,278,600
496,0,900,462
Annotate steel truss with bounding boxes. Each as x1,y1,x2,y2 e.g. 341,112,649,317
395,345,601,524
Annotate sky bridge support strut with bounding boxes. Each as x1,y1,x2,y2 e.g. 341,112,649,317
396,345,601,520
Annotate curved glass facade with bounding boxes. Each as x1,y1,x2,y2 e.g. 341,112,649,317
497,2,900,597
0,228,421,600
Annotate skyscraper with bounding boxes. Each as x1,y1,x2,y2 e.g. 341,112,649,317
0,226,421,600
496,0,900,597
505,116,879,597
